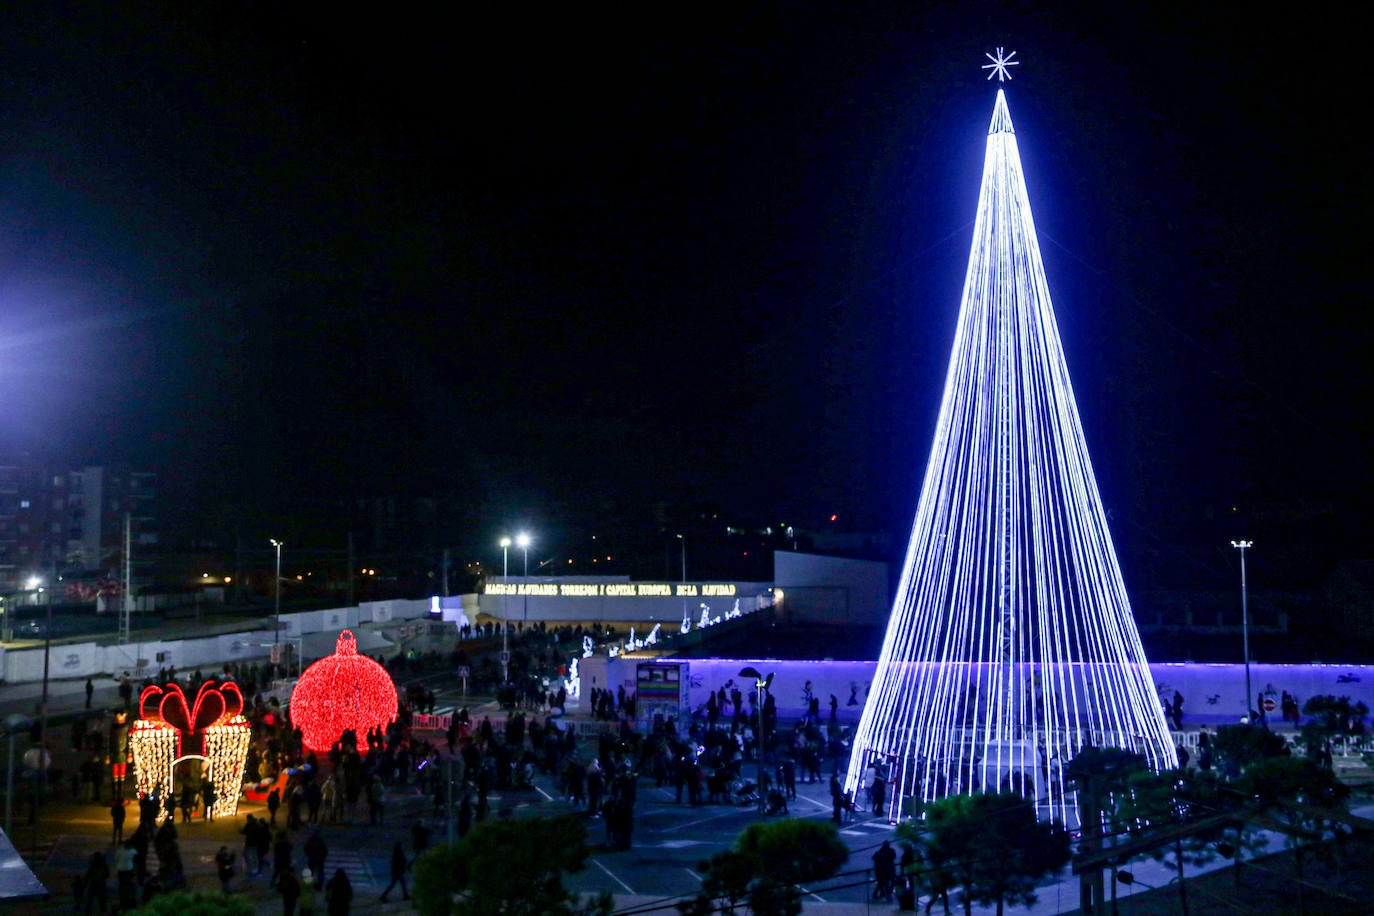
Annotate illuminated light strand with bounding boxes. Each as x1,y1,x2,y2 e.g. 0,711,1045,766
844,88,1173,827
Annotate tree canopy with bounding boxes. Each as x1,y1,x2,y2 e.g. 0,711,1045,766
1212,723,1290,777
897,791,1070,916
678,818,849,916
411,814,612,916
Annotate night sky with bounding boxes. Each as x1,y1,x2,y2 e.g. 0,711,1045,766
0,3,1367,576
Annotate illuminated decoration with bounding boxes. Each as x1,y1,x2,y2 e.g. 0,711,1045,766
697,603,720,629
291,630,398,752
844,72,1173,826
484,581,738,597
982,46,1019,82
563,657,581,698
607,623,662,658
130,680,251,817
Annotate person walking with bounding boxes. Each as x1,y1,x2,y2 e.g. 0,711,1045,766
586,759,605,817
870,770,887,816
278,866,302,916
110,799,126,845
872,840,897,902
86,678,95,710
115,842,137,909
304,830,327,889
255,818,273,876
325,868,352,916
179,783,196,823
202,780,218,822
215,845,236,893
83,851,109,914
267,785,282,829
306,780,323,824
298,870,317,916
379,841,409,902
270,831,294,888
240,815,259,875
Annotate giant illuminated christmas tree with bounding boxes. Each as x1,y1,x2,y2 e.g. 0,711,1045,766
844,52,1175,826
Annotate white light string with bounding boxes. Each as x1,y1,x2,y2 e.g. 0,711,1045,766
845,89,1174,827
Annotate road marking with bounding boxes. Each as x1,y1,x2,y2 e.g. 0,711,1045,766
326,848,377,887
664,809,746,832
590,857,635,894
685,868,702,881
841,821,896,837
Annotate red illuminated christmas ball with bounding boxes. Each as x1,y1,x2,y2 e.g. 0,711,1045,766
290,630,397,752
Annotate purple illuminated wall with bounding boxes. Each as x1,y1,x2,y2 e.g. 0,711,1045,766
631,658,1374,731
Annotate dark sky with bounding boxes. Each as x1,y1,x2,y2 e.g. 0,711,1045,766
0,3,1367,569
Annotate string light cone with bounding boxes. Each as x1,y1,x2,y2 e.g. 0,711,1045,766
844,77,1174,826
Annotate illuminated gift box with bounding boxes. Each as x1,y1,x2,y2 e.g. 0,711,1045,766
130,680,252,817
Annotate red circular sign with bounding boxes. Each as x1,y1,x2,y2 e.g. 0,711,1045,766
1262,697,1276,712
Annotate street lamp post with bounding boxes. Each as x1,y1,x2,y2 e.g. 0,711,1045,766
270,539,284,677
499,537,511,683
739,666,772,813
37,586,51,768
517,533,531,625
1231,540,1255,723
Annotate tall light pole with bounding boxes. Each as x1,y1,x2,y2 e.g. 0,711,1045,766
270,539,284,679
1231,540,1254,723
739,666,772,813
35,579,50,747
676,533,687,582
517,533,531,625
499,537,511,683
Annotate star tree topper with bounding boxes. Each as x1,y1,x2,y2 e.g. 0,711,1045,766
983,47,1019,82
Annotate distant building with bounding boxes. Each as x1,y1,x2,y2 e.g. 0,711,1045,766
772,551,889,627
0,457,156,599
1325,560,1374,645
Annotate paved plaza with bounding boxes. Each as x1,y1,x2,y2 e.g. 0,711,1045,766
3,669,1372,915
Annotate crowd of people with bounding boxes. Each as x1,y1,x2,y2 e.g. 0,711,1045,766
62,619,869,912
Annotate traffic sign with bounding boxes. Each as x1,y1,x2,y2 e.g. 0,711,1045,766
498,651,511,664
456,665,471,678
1262,697,1276,713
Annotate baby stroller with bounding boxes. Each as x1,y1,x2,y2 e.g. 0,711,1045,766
730,778,759,807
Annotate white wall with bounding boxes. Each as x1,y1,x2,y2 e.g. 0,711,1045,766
476,582,772,624
0,597,433,685
773,551,889,626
